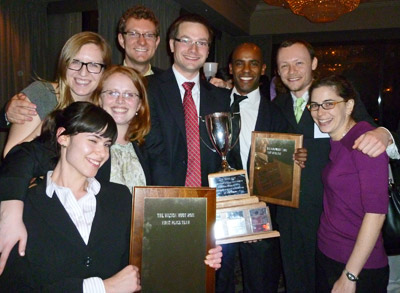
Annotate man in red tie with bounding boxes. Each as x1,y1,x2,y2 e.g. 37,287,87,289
145,14,230,187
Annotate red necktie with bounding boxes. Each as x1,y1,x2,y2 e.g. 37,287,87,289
182,82,201,187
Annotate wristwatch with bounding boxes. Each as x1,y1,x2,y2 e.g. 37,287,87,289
344,269,359,282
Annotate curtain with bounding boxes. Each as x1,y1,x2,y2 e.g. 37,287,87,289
97,0,181,69
0,0,48,104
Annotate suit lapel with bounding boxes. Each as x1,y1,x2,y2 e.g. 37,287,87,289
159,69,186,139
27,181,87,249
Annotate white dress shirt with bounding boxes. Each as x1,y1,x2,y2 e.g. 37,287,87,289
46,172,106,293
172,65,201,116
231,87,261,170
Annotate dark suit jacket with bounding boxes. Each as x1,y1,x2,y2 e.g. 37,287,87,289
151,66,164,75
0,179,131,292
230,92,289,171
0,139,150,201
146,68,231,186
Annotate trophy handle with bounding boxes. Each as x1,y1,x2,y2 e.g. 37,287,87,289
198,116,217,153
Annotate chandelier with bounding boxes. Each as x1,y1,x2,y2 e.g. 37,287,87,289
264,0,360,23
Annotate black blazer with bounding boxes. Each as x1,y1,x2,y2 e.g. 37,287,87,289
0,179,131,292
145,68,231,186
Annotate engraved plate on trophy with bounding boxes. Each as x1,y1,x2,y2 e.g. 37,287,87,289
205,112,249,201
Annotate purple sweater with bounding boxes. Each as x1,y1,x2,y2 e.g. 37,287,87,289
318,121,389,269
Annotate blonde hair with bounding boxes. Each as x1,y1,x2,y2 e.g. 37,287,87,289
55,32,112,110
92,65,151,145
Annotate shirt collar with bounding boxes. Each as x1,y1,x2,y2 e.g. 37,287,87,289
290,90,309,105
231,87,261,104
172,65,200,92
45,171,101,199
122,60,154,76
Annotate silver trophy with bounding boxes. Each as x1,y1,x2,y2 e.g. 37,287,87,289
205,112,240,172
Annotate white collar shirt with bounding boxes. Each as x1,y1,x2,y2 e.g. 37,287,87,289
231,87,261,169
172,65,201,116
290,91,309,113
45,171,100,245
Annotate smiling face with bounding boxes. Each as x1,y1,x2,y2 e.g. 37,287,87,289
100,72,142,131
60,131,111,179
310,85,354,140
277,43,318,98
229,43,266,96
118,17,160,71
169,21,210,80
66,43,104,101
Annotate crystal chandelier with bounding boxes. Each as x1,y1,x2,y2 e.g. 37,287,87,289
264,0,360,23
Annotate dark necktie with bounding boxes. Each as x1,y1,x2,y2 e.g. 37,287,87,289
182,82,201,187
230,93,248,170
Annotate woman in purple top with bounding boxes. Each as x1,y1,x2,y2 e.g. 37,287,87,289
308,75,389,293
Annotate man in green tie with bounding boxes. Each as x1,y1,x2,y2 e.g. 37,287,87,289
273,39,398,293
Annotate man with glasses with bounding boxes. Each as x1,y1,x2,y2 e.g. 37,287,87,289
274,39,399,293
145,13,230,187
117,5,163,76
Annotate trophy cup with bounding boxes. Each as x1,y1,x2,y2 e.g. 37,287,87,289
205,112,280,244
204,112,239,172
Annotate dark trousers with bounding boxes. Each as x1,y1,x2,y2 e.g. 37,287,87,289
316,248,389,293
216,238,281,293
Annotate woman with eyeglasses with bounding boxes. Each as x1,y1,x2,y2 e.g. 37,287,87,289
91,65,151,193
3,31,111,156
308,75,389,292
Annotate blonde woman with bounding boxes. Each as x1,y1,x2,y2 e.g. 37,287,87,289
3,31,111,156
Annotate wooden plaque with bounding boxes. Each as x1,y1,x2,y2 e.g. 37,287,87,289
249,132,303,208
130,186,216,293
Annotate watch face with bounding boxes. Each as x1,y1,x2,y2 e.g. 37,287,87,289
346,271,358,282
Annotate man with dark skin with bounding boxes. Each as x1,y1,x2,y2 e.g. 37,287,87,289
216,42,306,292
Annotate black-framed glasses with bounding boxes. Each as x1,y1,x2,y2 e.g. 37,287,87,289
122,31,158,41
101,90,141,100
174,37,209,48
306,100,346,111
68,59,105,74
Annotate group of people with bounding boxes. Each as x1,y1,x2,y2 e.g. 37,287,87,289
0,4,398,293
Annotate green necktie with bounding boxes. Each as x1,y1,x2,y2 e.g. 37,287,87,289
295,98,305,123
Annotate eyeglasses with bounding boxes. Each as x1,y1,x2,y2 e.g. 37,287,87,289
68,59,105,74
122,31,158,41
101,90,141,100
306,100,346,111
174,38,209,48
